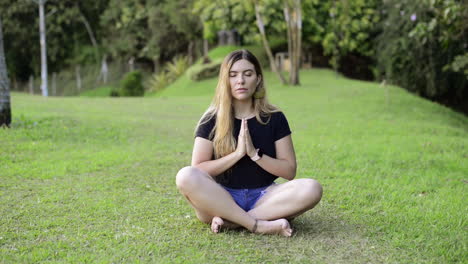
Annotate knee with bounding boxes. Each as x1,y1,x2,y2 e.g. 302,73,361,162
175,166,202,192
298,179,323,205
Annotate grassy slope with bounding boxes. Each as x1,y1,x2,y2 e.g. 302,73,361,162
79,86,114,97
1,55,467,262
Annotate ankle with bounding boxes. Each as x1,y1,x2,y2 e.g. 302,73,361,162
250,219,258,233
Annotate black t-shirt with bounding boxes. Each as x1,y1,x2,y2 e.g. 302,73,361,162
195,111,292,188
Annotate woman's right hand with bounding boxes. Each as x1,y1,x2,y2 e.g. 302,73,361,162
235,118,246,158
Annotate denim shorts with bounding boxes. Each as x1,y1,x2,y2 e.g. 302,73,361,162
222,184,272,211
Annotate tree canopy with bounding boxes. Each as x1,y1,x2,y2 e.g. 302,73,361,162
0,0,466,112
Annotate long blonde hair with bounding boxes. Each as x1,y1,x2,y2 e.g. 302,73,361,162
196,49,279,159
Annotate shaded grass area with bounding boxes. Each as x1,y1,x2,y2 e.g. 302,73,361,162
1,68,467,263
79,86,114,97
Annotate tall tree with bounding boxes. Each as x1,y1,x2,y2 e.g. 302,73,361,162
253,0,287,84
0,17,11,127
32,0,48,96
162,0,202,64
284,0,301,85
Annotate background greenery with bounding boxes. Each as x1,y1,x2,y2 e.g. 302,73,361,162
1,0,466,112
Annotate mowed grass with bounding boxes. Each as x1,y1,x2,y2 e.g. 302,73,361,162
1,68,467,263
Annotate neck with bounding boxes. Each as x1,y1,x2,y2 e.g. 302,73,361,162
233,99,254,119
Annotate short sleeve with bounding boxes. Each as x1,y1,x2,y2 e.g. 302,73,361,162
195,115,216,141
273,112,291,141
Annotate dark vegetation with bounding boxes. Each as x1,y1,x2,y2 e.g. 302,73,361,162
0,0,466,113
117,71,144,97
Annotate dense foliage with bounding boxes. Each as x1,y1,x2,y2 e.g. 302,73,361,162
0,0,108,80
0,0,201,82
1,0,466,112
376,0,467,112
147,56,190,92
302,0,380,75
119,70,144,96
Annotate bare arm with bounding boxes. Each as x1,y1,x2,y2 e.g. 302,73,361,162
253,135,297,180
242,119,297,180
191,137,243,177
191,119,247,177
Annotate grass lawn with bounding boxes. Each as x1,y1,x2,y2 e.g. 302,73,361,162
1,67,467,263
79,86,114,97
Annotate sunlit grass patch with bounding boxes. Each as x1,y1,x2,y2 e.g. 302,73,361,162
1,67,466,263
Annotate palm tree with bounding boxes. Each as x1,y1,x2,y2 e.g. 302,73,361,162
0,17,11,127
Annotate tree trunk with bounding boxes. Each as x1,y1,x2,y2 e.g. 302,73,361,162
29,75,34,94
188,40,194,65
97,55,108,84
203,39,209,58
76,65,81,92
77,4,99,64
128,57,135,72
38,0,48,96
296,0,302,84
253,1,287,85
284,0,301,85
284,4,292,73
0,17,11,127
153,56,160,73
52,72,56,96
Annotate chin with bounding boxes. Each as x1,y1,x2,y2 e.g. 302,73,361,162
233,95,253,101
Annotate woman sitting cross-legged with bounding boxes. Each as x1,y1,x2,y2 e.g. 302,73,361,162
176,49,322,237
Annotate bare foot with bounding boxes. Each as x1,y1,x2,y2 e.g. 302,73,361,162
255,219,293,237
211,216,241,233
211,216,224,233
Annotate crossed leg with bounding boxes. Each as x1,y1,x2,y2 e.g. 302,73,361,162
176,166,293,236
211,178,323,232
249,178,323,220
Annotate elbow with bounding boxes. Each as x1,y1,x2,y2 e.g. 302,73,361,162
191,162,212,177
191,159,202,170
289,162,297,180
285,163,297,181
192,162,202,170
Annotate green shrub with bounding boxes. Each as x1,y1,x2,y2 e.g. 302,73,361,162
376,0,467,112
187,59,222,81
147,56,190,92
110,88,120,97
147,71,173,92
119,70,144,96
167,56,189,77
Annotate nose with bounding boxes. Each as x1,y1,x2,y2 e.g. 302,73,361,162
236,75,245,84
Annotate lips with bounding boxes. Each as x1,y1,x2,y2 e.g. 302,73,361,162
236,88,248,92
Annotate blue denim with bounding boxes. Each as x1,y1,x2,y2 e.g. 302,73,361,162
222,185,271,211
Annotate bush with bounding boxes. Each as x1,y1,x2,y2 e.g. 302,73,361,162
119,70,144,96
147,56,190,92
167,56,189,78
376,0,467,113
302,0,380,74
187,60,222,81
147,71,173,92
110,88,120,97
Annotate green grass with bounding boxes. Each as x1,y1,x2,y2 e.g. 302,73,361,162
1,66,467,263
79,86,114,97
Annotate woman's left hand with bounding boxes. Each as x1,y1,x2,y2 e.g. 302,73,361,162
243,119,257,158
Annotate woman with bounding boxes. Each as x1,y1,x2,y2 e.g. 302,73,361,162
176,50,322,237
